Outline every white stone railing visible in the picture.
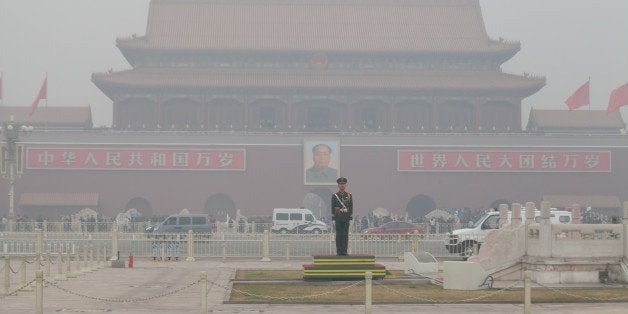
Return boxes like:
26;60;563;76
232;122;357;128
473;201;628;274
525;201;627;260
551;223;622;241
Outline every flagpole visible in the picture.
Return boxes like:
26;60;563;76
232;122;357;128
45;72;48;110
45;72;48;129
587;77;591;134
588;76;591;111
0;71;3;106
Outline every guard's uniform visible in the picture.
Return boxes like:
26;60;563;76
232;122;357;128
331;177;353;255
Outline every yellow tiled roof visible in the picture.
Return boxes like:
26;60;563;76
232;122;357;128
118;0;519;53
528;109;625;130
93;67;544;92
0;106;92;127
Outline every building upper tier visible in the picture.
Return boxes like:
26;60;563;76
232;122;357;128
117;0;520;63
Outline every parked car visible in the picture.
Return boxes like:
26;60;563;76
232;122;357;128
363;221;424;234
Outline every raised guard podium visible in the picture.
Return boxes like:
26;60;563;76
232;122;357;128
303;254;388;280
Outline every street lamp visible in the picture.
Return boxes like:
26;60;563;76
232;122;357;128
1;115;34;232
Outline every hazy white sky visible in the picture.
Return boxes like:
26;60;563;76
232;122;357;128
1;0;627;127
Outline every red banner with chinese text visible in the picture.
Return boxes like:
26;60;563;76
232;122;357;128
398;150;610;172
26;148;246;171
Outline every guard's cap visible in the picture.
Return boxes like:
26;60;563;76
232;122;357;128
336;177;348;184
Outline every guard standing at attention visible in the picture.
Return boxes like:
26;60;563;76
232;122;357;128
331;177;353;255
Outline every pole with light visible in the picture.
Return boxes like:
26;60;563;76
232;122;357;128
1;115;34;232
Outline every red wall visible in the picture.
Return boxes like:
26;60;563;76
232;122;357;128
2;136;627;219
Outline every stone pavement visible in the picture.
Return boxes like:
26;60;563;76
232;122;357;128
1;257;627;313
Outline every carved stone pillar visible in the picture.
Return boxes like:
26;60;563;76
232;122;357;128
511;203;522;227
539;201;552;258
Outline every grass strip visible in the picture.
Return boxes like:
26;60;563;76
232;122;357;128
231;270;628;304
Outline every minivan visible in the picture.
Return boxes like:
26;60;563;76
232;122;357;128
150;214;211;233
271;208;328;234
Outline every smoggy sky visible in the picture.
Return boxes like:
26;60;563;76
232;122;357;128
1;0;627;127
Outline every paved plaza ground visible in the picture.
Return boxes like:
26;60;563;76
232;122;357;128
1;258;627;313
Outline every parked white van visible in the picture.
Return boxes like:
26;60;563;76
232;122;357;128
445;209;572;257
271;208;328;234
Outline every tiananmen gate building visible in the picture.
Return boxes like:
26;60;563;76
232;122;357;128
1;0;627;221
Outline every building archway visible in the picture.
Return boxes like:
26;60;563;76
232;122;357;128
124;197;153;216
436;100;473;131
163;97;201;130
405;194;437;219
353;99;389;131
204;193;236;221
116;97;157;130
206;99;244;130
292;99;344;131
249;98;288;130
393;100;431;132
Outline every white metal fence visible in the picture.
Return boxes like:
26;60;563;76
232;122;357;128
1;220;465;235
1;230;461;259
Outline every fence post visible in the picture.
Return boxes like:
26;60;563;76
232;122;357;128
45;251;51;278
348;232;352;255
94;245;101;269
160;242;166;262
102;245;107;267
37;228;43;271
21;258;27;288
411;231;420;252
56;250;66;281
36;270;43;314
66;250;74;278
261;230;271;262
186;230;195;262
284;243;290;267
75;249;81;275
623;201;628;261
221;242;227;262
3;256;9;295
524;270;532;314
83;245;90;272
365;271;372;314
200;271;207;314
21;258;33;291
87;244;92;270
111;227;119;261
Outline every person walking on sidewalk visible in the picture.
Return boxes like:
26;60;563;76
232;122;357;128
331;177;353;255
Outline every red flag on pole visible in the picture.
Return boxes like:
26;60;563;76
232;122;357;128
30;77;47;116
607;83;628;114
564;81;590;110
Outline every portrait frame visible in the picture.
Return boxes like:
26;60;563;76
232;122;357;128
304;139;340;185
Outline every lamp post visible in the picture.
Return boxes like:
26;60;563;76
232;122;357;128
1;115;34;232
